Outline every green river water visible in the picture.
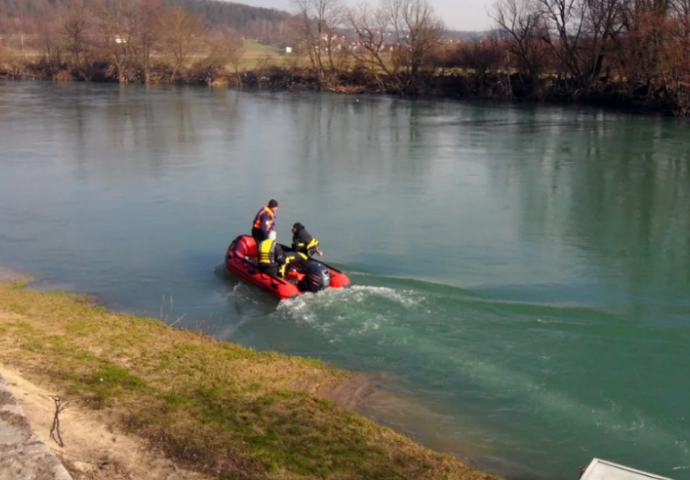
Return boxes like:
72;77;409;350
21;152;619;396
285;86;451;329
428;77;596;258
0;81;689;479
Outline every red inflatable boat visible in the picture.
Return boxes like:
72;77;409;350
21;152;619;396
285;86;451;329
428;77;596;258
225;235;351;300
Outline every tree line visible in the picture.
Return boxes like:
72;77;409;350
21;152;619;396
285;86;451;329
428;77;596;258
0;0;248;84
1;0;689;114
290;0;690;113
489;0;690;113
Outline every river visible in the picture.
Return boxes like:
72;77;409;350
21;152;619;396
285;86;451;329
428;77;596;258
1;81;689;479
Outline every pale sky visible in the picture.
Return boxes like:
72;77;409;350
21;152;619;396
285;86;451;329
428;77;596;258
231;0;495;31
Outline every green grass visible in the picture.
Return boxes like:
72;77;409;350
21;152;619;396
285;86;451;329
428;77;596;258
243;40;284;58
0;282;501;480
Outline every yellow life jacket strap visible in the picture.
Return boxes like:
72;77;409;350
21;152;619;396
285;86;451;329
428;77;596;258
285;252;308;264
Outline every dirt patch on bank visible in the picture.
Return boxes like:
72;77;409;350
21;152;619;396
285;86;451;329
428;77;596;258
0;367;212;480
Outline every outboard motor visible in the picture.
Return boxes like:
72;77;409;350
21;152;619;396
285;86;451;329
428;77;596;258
302;261;331;293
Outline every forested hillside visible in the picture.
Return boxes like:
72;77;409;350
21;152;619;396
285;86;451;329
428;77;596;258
0;0;292;43
167;0;288;29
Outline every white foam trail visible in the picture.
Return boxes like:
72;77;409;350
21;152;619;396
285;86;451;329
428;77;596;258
348;315;383;337
275;285;424;330
275;284;424;342
350;285;424;308
279;285;424;310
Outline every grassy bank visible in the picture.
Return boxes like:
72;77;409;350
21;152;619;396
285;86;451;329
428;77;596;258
0;282;500;480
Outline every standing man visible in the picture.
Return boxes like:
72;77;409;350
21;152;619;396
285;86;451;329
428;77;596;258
252;199;278;244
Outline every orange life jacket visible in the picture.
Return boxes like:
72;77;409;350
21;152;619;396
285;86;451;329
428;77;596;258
253;207;275;231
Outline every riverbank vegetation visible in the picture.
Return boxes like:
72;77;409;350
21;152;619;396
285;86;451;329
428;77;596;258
0;281;500;480
1;0;689;114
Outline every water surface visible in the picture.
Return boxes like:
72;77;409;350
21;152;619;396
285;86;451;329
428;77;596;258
1;82;689;479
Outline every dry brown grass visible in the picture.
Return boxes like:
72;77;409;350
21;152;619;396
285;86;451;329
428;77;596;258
0;282;501;480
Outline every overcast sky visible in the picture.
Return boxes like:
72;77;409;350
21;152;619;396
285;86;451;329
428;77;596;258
231;0;495;31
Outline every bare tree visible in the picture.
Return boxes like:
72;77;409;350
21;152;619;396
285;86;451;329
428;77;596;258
491;0;548;79
456;37;507;76
96;0;138;83
670;0;690;80
58;0;92;72
616;0;672;89
348;2;400;79
671;0;690;36
383;0;444;77
223;30;246;87
200;26;244;84
160;6;201;81
35;15;62;71
668;0;690;108
348;0;443;90
292;0;346;86
535;0;620;88
135;0;164;83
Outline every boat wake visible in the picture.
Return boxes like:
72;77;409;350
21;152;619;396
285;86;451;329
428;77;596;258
279;284;425;310
218;264;690;480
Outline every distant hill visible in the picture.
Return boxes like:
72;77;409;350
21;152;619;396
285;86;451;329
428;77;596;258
443;30;498;41
0;0;292;36
0;0;54;20
165;0;291;31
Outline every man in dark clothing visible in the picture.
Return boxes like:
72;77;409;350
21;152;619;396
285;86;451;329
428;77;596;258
257;232;286;278
252;199;278;244
291;223;323;258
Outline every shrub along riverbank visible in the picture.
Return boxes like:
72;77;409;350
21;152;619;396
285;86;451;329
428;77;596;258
1;54;686;116
0;281;501;480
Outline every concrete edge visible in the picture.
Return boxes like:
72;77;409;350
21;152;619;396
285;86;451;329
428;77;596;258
0;372;73;480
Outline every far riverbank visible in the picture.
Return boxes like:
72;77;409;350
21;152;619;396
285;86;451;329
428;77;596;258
1;57;688;117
